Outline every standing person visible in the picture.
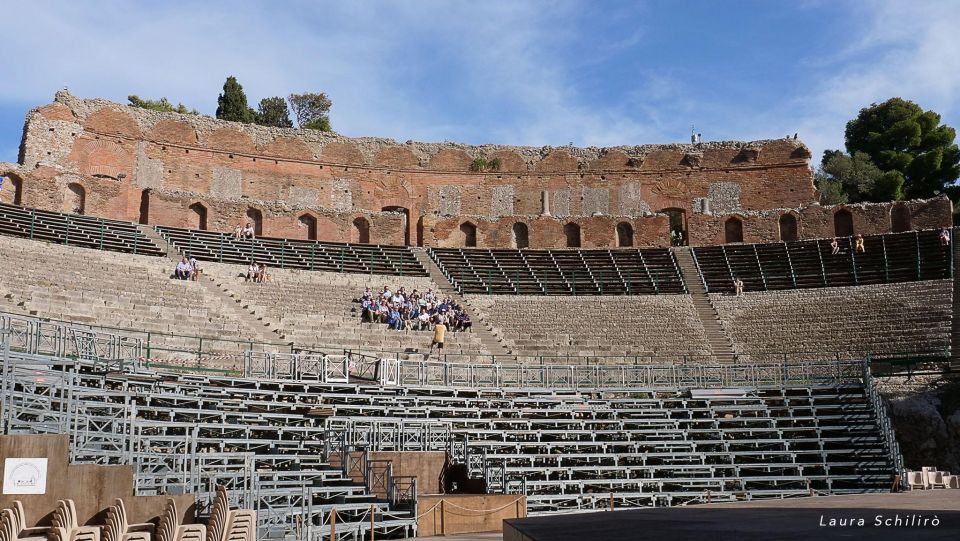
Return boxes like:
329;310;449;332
189;256;202;281
733;277;744;297
854;234;865;253
429;317;447;358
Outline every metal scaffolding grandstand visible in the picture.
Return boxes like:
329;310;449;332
0;316;905;539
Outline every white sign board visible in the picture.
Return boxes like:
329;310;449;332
3;458;48;494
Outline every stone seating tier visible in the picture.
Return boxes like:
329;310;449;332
710;280;953;361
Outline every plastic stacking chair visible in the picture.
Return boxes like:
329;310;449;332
154;499;204;541
49;499;100;541
102;499;153;541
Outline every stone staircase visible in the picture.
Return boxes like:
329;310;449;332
673;247;737;362
413;248;511;357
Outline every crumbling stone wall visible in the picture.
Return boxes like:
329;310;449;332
5;91;947;247
687;196;952;246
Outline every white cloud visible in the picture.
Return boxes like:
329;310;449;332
789;0;960;162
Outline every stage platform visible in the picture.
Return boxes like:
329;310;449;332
502;491;960;540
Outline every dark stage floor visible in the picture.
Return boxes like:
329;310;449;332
503;491;960;541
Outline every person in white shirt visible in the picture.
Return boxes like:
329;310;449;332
242;223;255;239
246;261;258;282
175;258;191;280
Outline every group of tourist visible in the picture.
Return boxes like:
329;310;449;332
830;235;866;255
233;222;256;240
246;261;270;283
357;286;472;350
174;257;203;281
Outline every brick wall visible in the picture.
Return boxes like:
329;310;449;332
6;92;950;247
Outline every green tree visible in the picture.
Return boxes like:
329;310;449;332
288;92;333;131
216;76;256;123
844;97;960;199
255;97;293;128
815;150;902;204
128;95;197;114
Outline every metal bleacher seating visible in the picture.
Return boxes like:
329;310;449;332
692;230;952;293
0;202;164;256
0;320;905;536
428;247;687;295
155;225;426;277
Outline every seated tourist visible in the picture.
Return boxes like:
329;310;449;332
242;222;255;239
360;297;374;322
941;228;951;247
246;261;258;282
417;310;431;331
458;311;472;332
255;263;268;283
854;234;865;253
175;257;191;280
830;238;840;255
189;256;202;281
233;223;244;239
733;277;744;296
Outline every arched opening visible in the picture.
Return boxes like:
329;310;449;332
834;208;854;237
512;222;529;249
188;202;208;230
661;208;687;246
138;189;150;225
616;222;634;247
778;213;798;242
459;221;477;247
352;217;370;244
298;214;317;241
564;222;581;248
2;174;23;206
724;217;743;244
891;203;912;233
246;208;263;236
382;206;410;246
64;183;85;215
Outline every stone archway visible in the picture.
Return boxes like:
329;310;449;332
834;208;854;237
138;189;150;225
724;217;743;244
616;222;634;247
564;222;581;248
352;217;370;244
512;222;529;249
459;221;477;247
246;208;263;236
65;183;85;215
891;203;911;233
298;214;318;241
778;213;798;242
189;202;208;230
382;206;410;245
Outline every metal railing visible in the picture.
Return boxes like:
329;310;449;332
862;357;906;487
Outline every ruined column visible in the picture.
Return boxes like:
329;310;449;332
541;190;551;216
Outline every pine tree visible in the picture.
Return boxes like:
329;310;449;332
216;76;255;123
256;97;293;128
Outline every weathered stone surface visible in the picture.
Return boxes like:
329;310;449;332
707;182;742;215
330;178;353;211
211;168;242;199
552;190;571;218
438;185;461;217
134;143;164;189
490;186;514;218
288;186;319;207
582;187;610;216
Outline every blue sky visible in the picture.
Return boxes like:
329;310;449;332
1;0;959;166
